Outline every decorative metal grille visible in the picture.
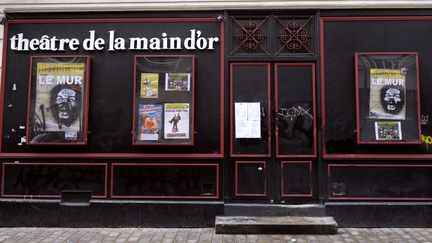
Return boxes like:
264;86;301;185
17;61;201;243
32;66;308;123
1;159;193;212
231;17;270;55
275;16;313;54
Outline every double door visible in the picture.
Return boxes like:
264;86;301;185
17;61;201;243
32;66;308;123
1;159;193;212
229;62;317;203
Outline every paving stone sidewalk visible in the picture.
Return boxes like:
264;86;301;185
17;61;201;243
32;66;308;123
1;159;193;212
0;227;431;242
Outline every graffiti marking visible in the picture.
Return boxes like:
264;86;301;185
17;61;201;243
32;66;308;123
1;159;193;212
422;134;432;150
278;105;313;121
422;114;429;125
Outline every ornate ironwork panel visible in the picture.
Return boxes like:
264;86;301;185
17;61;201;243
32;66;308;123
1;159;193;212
230;16;270;55
275;16;314;55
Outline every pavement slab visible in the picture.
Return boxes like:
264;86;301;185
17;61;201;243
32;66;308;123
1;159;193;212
0;228;430;242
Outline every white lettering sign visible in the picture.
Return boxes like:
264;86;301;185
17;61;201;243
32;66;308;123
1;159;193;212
9;29;220;52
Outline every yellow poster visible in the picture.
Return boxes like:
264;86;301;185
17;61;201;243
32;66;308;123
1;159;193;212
140;73;159;98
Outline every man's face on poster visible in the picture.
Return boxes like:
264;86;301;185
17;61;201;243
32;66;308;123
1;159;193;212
56;88;77;119
50;85;81;127
380;86;405;114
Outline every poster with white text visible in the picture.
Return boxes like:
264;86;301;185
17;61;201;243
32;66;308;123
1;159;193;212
369;68;406;120
33;62;86;141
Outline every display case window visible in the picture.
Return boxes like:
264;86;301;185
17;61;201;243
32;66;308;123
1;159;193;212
355;52;421;144
133;55;194;145
26;56;90;145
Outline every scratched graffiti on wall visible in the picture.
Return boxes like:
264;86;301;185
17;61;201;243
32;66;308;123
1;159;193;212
421;113;431;150
276;103;313;147
277;104;313;121
422;114;429;125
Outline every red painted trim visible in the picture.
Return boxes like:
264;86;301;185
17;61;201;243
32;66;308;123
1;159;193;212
267;63;271;156
8;18;218;25
357;141;420;145
0;153;223;159
220;22;225;157
230;154;271;158
354;52;418;55
1;162;108;198
321;16;432;22
355;52;420;144
85;57;91;144
1;163;5;197
132;55;195;146
235;161;267;197
281;161;313;198
323;154;432;159
216;162;220;199
312;63;317;158
0;22;8;152
319;18;327;156
111;163;220;199
328;197;432;201
328;163;432;201
329;163;432;167
26;55;90;145
275;64;280;158
25;56;33;147
110;162;114;198
104;163;108;198
416;53;422;143
274;63;317;158
355;53;361;144
230;63;271;157
132;56;137;145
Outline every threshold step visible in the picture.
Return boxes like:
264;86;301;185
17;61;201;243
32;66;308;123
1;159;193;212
215;216;338;234
224;203;325;216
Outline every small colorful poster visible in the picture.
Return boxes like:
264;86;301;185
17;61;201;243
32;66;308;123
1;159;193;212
369;68;406;120
138;104;163;141
164;103;190;139
165;73;191;91
33;62;86;140
374;121;402;141
140;73;159;98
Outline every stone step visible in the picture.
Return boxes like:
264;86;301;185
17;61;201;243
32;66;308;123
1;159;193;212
215;216;338;234
224;203;326;217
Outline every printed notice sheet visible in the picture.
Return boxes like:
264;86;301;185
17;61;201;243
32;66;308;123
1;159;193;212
235;102;261;138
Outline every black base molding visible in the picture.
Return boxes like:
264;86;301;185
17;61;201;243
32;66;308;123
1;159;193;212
326;202;432;227
0;199;224;227
1;200;432;227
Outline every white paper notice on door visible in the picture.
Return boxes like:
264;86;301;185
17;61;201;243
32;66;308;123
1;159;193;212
235;102;261;138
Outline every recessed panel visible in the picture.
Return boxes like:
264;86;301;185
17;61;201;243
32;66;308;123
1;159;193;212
329;164;432;199
2;163;107;198
112;163;219;198
235;161;266;196
281;161;312;197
